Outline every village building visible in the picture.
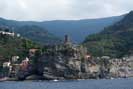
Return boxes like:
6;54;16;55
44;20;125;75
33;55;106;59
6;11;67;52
3;62;11;68
20;57;29;71
12;56;20;63
109;57;133;78
29;49;38;57
0;31;15;37
0;26;20;37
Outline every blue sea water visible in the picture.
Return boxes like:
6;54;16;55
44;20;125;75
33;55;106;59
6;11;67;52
0;78;133;89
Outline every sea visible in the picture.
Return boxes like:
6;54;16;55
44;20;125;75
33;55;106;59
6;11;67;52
0;78;133;89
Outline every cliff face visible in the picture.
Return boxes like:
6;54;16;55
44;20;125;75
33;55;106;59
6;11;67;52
37;43;95;80
4;35;99;80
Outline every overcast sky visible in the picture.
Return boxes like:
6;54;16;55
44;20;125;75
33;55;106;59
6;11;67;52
0;0;132;21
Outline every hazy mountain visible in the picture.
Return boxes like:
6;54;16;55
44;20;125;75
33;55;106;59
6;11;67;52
40;16;124;43
0;15;124;43
16;25;61;44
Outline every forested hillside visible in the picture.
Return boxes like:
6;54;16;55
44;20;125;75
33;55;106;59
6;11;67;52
83;11;133;58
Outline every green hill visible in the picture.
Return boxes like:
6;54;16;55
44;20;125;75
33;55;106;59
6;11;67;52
83;11;133;58
16;25;61;44
0;28;40;64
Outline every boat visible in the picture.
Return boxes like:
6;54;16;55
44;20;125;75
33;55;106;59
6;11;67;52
53;79;59;82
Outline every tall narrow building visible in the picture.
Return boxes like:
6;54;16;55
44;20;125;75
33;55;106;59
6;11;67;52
64;35;69;43
64;35;71;46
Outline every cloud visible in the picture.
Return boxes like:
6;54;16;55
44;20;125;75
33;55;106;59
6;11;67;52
0;0;132;21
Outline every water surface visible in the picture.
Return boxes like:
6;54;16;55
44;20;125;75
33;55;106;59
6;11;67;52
0;78;133;89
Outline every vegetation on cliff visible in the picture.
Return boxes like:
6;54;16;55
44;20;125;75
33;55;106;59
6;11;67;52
0;28;41;75
83;11;133;58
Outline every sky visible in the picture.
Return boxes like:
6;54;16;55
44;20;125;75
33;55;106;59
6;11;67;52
0;0;132;21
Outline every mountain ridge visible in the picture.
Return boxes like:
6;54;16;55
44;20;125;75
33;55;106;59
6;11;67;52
0;15;124;43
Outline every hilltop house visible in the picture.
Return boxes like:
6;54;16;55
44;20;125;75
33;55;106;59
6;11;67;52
0;31;20;37
0;31;15;36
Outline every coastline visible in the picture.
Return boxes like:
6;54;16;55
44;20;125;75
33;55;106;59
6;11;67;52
0;76;133;82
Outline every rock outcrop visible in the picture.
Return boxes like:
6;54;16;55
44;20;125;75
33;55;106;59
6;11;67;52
37;35;95;80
